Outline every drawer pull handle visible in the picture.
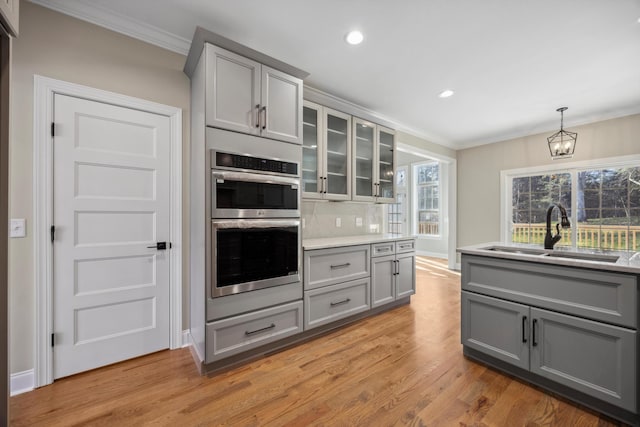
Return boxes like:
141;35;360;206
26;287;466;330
245;323;276;336
400;244;412;249
330;262;351;269
532;319;538;347
378;247;390;252
330;298;351;307
522;316;528;343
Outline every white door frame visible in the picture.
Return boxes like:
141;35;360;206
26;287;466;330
33;75;183;387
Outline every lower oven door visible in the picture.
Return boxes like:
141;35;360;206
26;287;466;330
211;219;301;297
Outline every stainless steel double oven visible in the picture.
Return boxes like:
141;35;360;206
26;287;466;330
209;146;301;298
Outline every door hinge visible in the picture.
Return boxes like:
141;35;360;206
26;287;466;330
51;333;55;347
51;122;55;137
50;225;55;242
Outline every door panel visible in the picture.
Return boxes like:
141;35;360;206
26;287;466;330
461;291;530;370
530;308;636;412
205;44;260;135
396;253;415;299
262;65;302;144
53;94;171;379
371;255;395;307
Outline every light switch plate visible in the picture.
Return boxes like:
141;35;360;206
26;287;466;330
355;217;363;227
10;218;26;238
335;217;341;228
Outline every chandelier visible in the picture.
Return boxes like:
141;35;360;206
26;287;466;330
547;107;577;159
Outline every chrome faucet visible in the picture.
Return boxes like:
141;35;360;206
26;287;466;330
544;203;571;249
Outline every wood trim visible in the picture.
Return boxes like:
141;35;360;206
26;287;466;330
33;76;183;387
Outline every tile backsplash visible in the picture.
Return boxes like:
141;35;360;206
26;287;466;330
302;201;385;239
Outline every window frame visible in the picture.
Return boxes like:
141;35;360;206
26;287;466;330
500;154;640;249
413;160;442;238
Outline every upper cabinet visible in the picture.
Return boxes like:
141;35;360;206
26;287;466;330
302;101;351;200
204;44;303;144
0;0;19;36
352;118;396;203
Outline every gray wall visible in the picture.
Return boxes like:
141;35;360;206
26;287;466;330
9;2;190;374
457;113;640;250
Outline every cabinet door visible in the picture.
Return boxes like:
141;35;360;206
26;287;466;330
205;44;261;135
530;308;636;412
396;253;415;299
302;102;323;199
261;66;302;144
371;255;395;307
323;108;351;200
376;126;395;202
352;118;376;202
461;292;530;370
0;0;18;36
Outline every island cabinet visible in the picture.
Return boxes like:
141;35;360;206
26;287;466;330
204;43;303;144
302;101;351;200
461;254;639;418
371;240;416;308
303;244;370;329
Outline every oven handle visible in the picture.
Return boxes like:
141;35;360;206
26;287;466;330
212;170;300;186
212;219;300;229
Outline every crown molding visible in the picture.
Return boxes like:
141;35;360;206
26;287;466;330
29;0;191;55
303;85;449;147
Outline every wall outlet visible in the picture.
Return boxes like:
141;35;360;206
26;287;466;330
355;217;363;227
369;223;379;233
10;218;26;238
335;217;341;228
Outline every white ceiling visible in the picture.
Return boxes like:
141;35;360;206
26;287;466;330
31;0;640;150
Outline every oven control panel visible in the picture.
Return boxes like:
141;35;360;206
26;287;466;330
215;151;298;176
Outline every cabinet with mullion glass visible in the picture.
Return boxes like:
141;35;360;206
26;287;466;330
302;101;351;200
352;118;396;203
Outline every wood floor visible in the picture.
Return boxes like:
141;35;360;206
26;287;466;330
11;257;625;426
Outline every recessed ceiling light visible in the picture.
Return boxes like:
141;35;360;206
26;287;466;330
346;30;364;45
438;89;455;98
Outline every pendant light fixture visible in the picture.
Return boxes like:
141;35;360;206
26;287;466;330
547;107;577;159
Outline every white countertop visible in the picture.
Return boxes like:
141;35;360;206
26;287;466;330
303;234;415;250
458;242;640;274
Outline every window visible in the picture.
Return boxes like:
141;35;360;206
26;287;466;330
506;161;640;251
415;162;439;236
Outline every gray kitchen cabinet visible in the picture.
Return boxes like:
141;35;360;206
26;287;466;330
352;118;396;203
205;43;303;144
303;244;371;330
304;277;370;329
205;301;303;363
530;307;636;412
304;244;369;290
371;240;415;308
302;101;351;200
0;0;18;36
461;291;530;370
461;254;638;416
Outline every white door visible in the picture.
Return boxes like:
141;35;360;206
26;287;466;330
53;94;171;379
261;65;302;144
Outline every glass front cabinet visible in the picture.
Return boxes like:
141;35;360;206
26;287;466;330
302;101;351;200
352;117;396;203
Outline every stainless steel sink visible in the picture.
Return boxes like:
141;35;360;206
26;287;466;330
543;252;620;263
483;246;547;256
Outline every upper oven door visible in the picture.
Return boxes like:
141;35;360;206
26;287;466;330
212;170;300;218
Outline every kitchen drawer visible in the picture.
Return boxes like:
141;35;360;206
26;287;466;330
304;244;370;290
371;242;395;257
205;301;303;363
304;277;370;329
395;239;415;254
462;255;638;328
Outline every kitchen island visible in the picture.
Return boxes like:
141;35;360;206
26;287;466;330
458;243;640;426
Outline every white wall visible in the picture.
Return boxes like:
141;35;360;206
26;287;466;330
457;113;640;252
9;2;190;374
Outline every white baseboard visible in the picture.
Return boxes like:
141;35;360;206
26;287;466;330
11;369;35;396
416;250;448;259
181;329;191;348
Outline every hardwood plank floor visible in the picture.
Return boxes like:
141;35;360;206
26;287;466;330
10;257;625;426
